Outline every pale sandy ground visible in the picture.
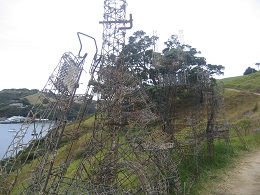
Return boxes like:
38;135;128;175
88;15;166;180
209;149;260;195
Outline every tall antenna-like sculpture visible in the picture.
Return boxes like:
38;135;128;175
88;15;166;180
0;52;88;194
99;0;132;57
0;1;184;194
0;32;98;194
65;0;182;194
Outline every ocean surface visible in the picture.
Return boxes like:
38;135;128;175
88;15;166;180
0;122;50;159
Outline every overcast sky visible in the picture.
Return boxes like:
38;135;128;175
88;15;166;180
0;0;260;91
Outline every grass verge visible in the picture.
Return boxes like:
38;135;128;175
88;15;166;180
187;132;260;194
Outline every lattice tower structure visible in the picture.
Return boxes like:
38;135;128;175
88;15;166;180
100;0;127;60
178;70;227;175
155;59;227;187
0;1;185;193
0;52;90;194
61;1;182;194
178;30;184;45
156;59;189;135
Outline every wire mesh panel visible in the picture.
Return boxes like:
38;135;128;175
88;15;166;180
0;0;227;194
0;52;86;194
61;1;182;194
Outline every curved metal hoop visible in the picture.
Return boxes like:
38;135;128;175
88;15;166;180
77;32;98;59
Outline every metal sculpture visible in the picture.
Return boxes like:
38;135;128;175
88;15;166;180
0;0;228;194
0;33;98;194
62;0;182;194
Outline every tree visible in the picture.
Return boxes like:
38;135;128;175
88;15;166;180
161;35;224;84
122;30;158;85
20;98;30;105
123;32;224;86
243;67;257;75
123;31;225;123
123;31;225;159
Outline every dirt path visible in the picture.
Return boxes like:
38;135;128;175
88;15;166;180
225;88;260;96
212;149;260;195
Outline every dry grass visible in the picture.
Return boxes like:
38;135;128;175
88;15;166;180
24;93;42;104
224;89;260;122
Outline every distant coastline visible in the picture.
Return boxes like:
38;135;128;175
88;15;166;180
0;121;23;124
0;116;49;124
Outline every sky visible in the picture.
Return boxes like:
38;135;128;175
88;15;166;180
0;0;260;91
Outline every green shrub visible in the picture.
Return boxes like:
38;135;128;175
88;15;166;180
236;117;252;135
74;147;86;159
252;103;258;113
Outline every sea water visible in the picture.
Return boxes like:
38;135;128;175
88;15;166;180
0;122;50;158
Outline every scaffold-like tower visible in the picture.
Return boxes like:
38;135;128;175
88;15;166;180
64;0;182;194
0;50;90;194
0;1;229;194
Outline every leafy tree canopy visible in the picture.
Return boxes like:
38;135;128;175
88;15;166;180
243;67;257;75
122;30;158;83
123;31;224;86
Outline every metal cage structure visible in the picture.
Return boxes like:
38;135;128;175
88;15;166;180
0;0;229;194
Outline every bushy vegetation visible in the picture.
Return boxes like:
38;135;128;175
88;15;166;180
243;66;257;75
122;30;224;87
190;133;260;194
0;88;96;120
0;88;38;117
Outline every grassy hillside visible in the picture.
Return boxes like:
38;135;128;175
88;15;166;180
2;72;260;194
0;89;96;120
218;71;260;127
23;93;42;105
219;71;260;93
191;73;260;194
224;89;259;122
0;88;39;118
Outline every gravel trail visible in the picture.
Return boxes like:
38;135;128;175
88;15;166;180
212;150;260;195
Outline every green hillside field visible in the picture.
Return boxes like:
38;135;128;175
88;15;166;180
1;72;260;194
219;71;260;93
193;72;260;194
